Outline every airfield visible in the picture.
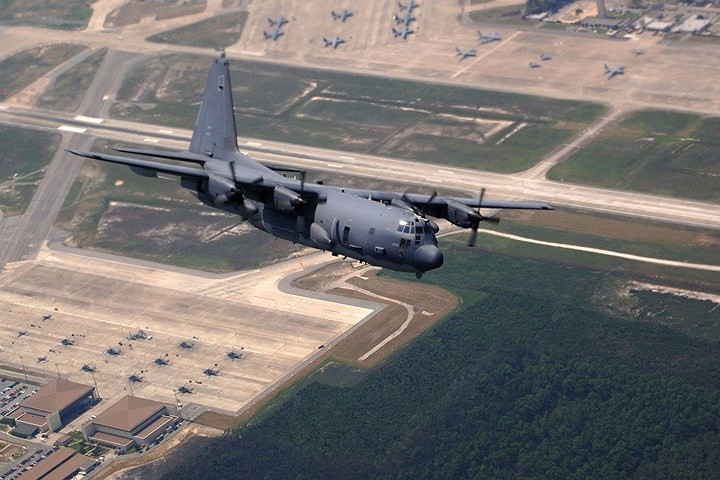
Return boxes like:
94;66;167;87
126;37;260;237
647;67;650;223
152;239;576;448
0;244;376;415
0;2;720;475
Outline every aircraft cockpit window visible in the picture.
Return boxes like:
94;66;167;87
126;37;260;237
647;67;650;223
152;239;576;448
403;226;411;234
416;226;424;234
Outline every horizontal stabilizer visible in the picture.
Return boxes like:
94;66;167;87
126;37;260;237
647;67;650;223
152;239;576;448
112;147;210;165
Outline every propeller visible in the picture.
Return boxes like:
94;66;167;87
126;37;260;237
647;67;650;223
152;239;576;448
468;188;500;247
296;170;307;232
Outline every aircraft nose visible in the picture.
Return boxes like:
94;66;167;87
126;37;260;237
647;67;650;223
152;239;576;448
414;245;444;272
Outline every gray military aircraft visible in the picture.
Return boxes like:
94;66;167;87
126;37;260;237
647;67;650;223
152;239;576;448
392;26;415;39
399;0;420;11
323;36;345;49
155;357;170;366
529;61;540;69
178;384;193;395
67;55;552;278
107;346;122;356
331;9;353;22
227;350;243;361
37;355;47;364
604;63;625;79
478;31;501;44
393;12;416;26
455;47;477;61
61;337;75;347
81;364;97;373
267;16;288;27
262;27;284;41
540;52;552;61
128;373;144;383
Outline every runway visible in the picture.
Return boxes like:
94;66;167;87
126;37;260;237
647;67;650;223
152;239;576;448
0;104;718;232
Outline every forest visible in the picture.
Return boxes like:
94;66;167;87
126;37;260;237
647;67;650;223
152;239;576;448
162;245;720;479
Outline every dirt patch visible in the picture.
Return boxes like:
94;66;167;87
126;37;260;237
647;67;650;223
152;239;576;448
0;442;26;463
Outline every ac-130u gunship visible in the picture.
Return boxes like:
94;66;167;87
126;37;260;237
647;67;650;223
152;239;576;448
68;55;552;278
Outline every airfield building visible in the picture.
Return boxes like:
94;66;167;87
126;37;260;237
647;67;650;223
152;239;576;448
82;395;177;451
10;379;96;436
17;447;97;480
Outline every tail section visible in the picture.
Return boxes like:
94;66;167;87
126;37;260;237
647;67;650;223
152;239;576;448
189;54;238;160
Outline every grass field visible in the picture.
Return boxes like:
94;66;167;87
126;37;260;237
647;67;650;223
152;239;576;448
454;207;720;292
0;0;96;29
36;48;107;112
147;11;248;49
110;54;604;173
548;110;720;202
0;44;86;102
0;125;61;216
104;0;205;28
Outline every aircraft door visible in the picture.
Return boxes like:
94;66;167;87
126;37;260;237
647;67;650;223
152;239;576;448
342;226;350;246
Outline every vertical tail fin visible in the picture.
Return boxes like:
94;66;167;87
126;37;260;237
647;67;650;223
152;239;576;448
189;54;238;160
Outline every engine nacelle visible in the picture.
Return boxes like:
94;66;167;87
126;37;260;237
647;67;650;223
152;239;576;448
445;200;479;228
274;186;304;213
206;175;237;206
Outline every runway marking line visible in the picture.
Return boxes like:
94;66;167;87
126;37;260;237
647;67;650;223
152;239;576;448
74;115;103;124
57;126;87;133
143;137;160;143
326;163;344;168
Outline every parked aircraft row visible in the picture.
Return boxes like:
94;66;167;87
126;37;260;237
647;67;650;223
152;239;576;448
392;1;419;39
263;15;289;41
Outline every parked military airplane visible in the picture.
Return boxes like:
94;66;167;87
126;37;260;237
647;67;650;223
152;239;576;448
604;63;625;79
262;28;284;41
267;16;288;27
455;47;477;61
540;52;552;61
478;31;501;44
331;9;353;22
529;61;540;68
68;55;552;278
323;36;345;49
393;12;416;26
399;0;420;11
392;26;415;39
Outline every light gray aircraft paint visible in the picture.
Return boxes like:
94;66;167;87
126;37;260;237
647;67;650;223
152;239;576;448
331;10;353;22
455;47;477;61
68;55;552;277
393;12;416;26
262;27;284;41
398;0;420;12
392;26;415;39
604;63;625;78
478;31;501;44
323;36;345;49
267;16;288;27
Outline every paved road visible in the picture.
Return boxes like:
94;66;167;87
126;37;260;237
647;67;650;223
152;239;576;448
0;53;142;277
0;105;718;232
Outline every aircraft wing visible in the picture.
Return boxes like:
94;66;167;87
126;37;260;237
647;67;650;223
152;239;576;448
342;189;553;216
66;149;209;180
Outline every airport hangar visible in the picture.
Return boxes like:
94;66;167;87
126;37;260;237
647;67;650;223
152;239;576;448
9;379;97;437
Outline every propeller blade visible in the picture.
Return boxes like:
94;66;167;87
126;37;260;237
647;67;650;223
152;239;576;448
420;190;438;217
296;215;305;232
468;225;478;247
